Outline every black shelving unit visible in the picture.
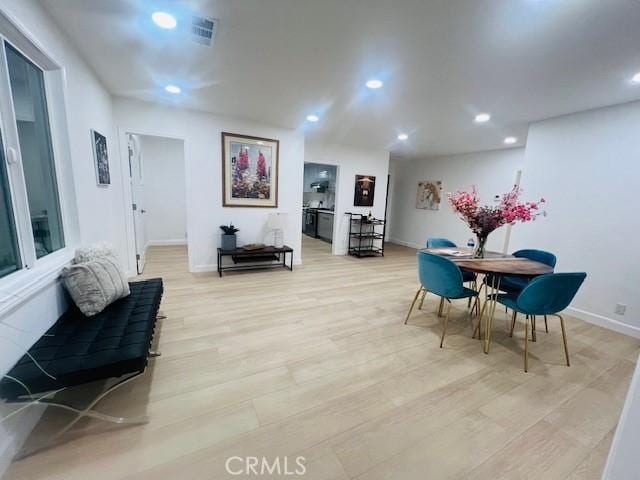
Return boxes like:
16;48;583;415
345;213;386;257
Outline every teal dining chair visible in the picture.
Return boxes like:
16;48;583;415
426;237;457;249
493;272;587;372
405;251;479;348
425;237;477;311
493;249;557;294
487;248;557;333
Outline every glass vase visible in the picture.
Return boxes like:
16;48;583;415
474;234;488;258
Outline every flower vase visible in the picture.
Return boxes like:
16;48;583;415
474;234;488;258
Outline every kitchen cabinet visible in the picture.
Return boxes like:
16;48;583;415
317;211;334;242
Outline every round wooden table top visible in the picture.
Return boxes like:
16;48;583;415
422;247;554;277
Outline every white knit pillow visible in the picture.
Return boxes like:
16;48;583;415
74;242;118;263
62;258;127;316
74;243;130;299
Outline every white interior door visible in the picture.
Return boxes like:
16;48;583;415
128;134;146;273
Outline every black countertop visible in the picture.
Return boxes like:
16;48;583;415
303;208;335;214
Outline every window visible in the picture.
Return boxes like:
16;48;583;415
0;133;20;278
6;45;64;258
0;39;66;280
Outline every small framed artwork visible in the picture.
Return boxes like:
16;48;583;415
416;180;442;210
91;129;110;186
354;175;376;207
222;132;279;207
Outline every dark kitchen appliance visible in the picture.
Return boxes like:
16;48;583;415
303;208;318;237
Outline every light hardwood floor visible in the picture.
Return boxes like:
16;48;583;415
7;237;639;479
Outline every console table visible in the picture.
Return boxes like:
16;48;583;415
217;245;294;277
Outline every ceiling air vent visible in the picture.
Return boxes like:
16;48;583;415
191;16;217;46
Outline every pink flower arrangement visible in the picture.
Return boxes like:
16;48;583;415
447;186;546;256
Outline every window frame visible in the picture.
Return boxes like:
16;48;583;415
0;15;77;302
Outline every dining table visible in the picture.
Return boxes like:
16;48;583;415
423;247;554;353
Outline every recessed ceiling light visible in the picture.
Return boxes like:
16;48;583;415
632;72;640;83
152;11;177;29
504;136;517;145
397;133;409;141
306;114;319;122
165;84;181;94
474;113;491;123
365;79;383;89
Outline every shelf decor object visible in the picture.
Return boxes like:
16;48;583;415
345;212;386;258
447;186;546;258
219;223;239;250
267;212;287;248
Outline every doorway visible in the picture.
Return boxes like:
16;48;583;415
302;162;338;261
126;133;187;274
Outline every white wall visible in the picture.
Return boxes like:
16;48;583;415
388;148;525;250
0;0;121;473
304;142;390;255
511;101;640;337
138;135;187;246
113;97;305;272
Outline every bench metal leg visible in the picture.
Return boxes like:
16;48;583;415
13;371;148;459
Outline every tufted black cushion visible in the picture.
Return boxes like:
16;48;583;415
0;278;163;400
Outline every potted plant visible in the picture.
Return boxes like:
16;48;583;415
220;223;239;251
448;186;546;258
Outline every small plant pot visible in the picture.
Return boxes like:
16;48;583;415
221;234;237;251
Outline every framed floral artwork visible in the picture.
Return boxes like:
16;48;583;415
222;132;279;207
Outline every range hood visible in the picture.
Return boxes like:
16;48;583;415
310;180;329;192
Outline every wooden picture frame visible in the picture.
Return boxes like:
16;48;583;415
222;132;279;208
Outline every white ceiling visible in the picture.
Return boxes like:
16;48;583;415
41;0;640;158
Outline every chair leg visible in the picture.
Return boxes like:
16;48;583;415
474;288;490;341
437;297;445;317
440;300;452;348
558;314;570;367
472;316;480;340
524;315;530;372
532;315;537;342
509;310;517;337
404;288;422;325
544;315;549;333
418;289;427;310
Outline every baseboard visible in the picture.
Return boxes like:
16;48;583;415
146;239;187;247
190;264;217;273
566;307;640;339
387;238;422;250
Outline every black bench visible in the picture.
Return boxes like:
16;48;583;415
0;278;164;455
